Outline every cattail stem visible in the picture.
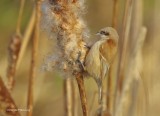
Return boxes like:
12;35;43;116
0;76;21;116
76;73;88;116
27;1;41;116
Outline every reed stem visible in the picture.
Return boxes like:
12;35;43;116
76;73;88;116
27;1;41;116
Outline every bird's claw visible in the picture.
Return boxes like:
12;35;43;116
76;51;86;71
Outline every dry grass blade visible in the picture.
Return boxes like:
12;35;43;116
120;0;144;114
72;80;78;116
64;78;73;116
112;0;119;29
16;0;25;35
16;9;36;71
0;76;21;116
115;27;147;116
27;1;41;116
117;0;133;91
114;0;133;115
76;73;88;116
130;0;143;41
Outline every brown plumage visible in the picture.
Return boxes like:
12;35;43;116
84;27;119;103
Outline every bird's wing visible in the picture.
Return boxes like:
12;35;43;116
100;56;109;79
85;41;102;78
99;46;109;79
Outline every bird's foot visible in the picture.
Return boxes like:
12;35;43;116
76;51;86;71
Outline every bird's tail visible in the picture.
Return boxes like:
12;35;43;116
95;78;103;104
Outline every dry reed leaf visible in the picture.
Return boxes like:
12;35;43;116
0;76;20;116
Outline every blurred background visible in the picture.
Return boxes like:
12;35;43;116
0;0;160;116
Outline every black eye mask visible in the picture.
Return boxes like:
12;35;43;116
100;31;110;36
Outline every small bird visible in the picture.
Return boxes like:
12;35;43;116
84;27;119;103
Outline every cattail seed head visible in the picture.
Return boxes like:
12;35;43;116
41;0;89;76
7;34;21;90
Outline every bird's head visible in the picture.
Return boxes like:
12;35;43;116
96;27;119;43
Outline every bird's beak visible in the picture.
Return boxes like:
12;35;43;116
96;32;100;36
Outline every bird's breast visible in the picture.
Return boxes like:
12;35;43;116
100;39;117;64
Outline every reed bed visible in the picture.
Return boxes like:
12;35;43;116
0;0;159;116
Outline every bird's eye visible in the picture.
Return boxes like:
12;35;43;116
100;31;110;36
104;32;109;36
100;31;105;35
